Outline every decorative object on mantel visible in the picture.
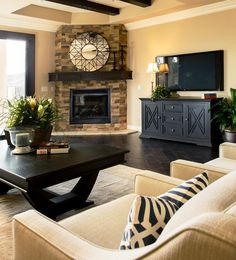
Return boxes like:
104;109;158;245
69;32;110;72
8;127;34;154
112;51;118;71
119;45;127;70
211;88;236;142
151;85;171;101
147;62;158;92
5;96;60;147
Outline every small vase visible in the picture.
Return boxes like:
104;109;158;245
31;127;53;147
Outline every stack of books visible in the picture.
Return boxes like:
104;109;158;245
36;141;70;155
201;93;217;99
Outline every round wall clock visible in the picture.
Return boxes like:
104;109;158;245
69;32;110;72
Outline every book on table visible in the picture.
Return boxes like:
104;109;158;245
36;141;70;154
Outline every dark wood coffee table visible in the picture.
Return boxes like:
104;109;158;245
0;140;128;218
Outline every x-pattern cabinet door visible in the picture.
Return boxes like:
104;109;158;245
141;101;161;137
184;102;210;141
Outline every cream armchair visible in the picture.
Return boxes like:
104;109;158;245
13;165;236;260
171;142;236;183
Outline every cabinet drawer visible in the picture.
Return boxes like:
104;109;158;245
162;124;183;137
162;113;183;124
163;103;183;113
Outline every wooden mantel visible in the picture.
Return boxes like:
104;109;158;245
48;70;133;82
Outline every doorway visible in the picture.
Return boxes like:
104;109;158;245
0;30;35;135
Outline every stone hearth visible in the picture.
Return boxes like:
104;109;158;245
53;24;130;132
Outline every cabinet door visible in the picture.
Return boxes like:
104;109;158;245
184;102;210;141
141;101;161;137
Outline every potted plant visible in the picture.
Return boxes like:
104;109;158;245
5;96;60;146
151;85;171;101
211;88;236;142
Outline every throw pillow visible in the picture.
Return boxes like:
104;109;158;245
119;172;208;250
159;171;209;209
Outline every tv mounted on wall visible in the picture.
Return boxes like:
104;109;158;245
156;50;224;91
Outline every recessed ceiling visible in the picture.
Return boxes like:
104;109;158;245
0;0;233;32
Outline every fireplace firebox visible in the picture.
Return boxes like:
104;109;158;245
70;88;111;124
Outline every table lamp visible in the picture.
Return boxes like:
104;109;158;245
147;62;158;92
158;63;169;87
8;128;34;154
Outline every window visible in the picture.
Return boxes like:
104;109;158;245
0;30;35;135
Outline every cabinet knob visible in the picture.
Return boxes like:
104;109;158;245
171;106;175;109
185;118;188;121
171;117;174;121
157;116;161;119
171;129;175;132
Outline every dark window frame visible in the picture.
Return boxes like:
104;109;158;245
0;30;35;96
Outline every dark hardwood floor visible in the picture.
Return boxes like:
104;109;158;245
60;133;219;175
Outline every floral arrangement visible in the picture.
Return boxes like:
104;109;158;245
151;85;171;101
6;96;60;129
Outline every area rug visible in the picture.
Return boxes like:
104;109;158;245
0;164;143;260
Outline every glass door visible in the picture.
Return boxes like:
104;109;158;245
0;39;26;99
0;30;35;136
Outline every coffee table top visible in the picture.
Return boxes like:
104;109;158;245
0;140;129;191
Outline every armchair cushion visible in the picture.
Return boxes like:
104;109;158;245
206;158;236;171
119;172;208;250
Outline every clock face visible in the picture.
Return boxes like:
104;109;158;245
69;32;110;72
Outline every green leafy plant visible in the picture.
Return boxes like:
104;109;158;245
6;96;60;129
211;88;236;132
151;85;171;101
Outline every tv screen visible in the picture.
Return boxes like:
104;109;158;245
156;50;224;91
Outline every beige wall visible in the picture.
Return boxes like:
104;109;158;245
2;8;236;131
0;25;55;99
127;9;236;130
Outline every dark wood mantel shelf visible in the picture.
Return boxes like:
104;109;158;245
48;70;133;82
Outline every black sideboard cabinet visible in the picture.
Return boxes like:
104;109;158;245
140;98;222;147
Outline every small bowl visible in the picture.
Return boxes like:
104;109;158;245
8;128;35;154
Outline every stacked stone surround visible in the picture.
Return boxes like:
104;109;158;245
54;24;128;132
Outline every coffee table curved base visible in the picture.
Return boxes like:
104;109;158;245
0;181;12;195
22;170;99;219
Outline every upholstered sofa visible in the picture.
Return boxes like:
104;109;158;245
171;142;236;182
13;160;236;259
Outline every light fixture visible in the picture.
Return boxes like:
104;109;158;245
147;62;158;92
158;63;169;73
158;63;169;87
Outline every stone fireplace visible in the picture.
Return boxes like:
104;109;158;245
52;24;131;132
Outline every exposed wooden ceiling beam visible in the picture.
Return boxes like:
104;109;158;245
120;0;151;8
45;0;120;16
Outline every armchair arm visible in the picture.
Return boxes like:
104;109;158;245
219;142;236;160
12;210;151;260
170;159;230;183
134;170;183;196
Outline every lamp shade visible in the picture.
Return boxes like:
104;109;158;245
147;62;158;73
159;63;169;73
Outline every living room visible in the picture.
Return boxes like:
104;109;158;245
1;0;236;259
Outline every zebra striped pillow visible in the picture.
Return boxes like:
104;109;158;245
119;172;208;250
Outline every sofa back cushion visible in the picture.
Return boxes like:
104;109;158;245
158;170;236;242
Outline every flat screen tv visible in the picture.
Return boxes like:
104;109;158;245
156;50;224;91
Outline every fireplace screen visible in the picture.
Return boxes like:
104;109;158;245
70;88;111;124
